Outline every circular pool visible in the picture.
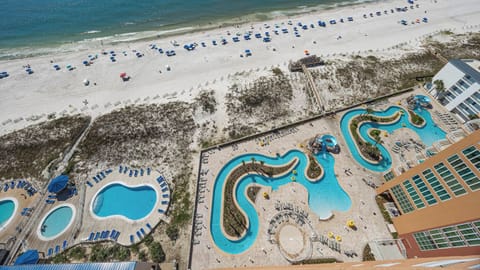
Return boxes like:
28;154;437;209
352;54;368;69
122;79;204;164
91;182;157;221
0;198;17;231
37;204;75;241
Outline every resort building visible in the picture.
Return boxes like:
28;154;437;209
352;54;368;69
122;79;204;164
376;130;480;258
426;59;480;122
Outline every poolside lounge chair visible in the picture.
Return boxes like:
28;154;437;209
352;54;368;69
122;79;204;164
104;230;110;238
119;165;123;173
158;209;164;214
47;248;53;257
94;232;100;240
63;240;68;249
147;168;151;175
140;169;144;176
140;228;146;235
93;176;98;183
110;230;116;238
130;235;134;243
86;181;93;187
160;182;167;188
88;232;94;241
55;246;60;254
161;200;168;205
129;170;133;177
161;187;168;193
162;194;169;198
100;172;106;178
146;223;152;230
134;170;138;177
123;167;128;174
136;231;142;239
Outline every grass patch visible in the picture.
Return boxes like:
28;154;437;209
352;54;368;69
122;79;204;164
363;244;375;261
0;115;90;180
247;186;262;202
408;110;425;126
306;154;322;179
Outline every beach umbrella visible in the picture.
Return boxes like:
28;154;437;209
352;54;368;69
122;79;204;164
47;175;69;193
120;72;127;78
14;250;39;265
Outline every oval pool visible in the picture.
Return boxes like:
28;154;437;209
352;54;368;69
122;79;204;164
91;183;157;221
0;198;17;230
38;204;75;240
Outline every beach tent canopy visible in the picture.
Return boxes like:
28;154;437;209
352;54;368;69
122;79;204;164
47;175;69;193
14;250;39;265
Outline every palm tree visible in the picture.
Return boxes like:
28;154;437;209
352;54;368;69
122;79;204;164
433;79;446;98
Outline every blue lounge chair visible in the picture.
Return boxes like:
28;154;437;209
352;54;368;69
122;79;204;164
110;230;117;238
162;194;169;198
93;176;98;183
10;181;15;189
134;170;138;177
140;169;144;176
114;232;121;241
146;223;152;230
94;232;100;240
129;170;133;177
130;235;134;243
140;228;146;235
136;231;142;239
162;200;168;205
47;248;53;257
119;165;123;173
147;168;151;175
106;168;112;174
100;172;106;178
63;240;68;249
55;245;60;254
160;182;167;188
104;230;110;238
161;187;168;193
123;167;128;174
86;181;93;187
158;209;164;214
88;232;94;241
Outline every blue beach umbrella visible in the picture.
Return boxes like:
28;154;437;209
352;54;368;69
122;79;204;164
47;175;69;193
14;250;39;265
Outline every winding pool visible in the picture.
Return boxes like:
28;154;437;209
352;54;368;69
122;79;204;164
39;204;74;240
340;106;446;172
210;149;351;254
92;183;157;221
0;199;16;230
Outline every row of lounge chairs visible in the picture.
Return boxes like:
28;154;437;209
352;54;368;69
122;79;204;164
119;165;151;178
46;240;68;257
88;229;121;242
1;179;37;196
156;176;170;214
130;223;153;244
86;168;113;187
21;208;33;216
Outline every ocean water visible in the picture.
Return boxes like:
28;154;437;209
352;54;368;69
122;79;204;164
0;0;376;58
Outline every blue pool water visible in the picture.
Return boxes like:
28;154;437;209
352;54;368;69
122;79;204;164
92;183;156;220
340;106;446;172
0;200;16;227
40;205;73;238
210;149;351;254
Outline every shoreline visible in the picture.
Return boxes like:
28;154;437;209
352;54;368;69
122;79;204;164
1;0;480;136
0;0;382;60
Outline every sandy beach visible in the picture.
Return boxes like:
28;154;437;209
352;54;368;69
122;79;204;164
1;0;480;135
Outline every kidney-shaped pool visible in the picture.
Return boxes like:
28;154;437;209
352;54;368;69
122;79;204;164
91;182;157;221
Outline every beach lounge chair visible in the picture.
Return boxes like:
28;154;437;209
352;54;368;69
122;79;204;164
146;223;152;230
55;246;60;254
88;232;95;241
130;235;134;243
162;194;169;198
104;230;110;238
114;231;120;241
63;240;68;249
140;228;146;235
94;232;100;240
158;209;164;214
136;231;142;239
110;230;116;238
160;182;167;188
161;187;168;193
162;200;168;205
47;248;53;257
